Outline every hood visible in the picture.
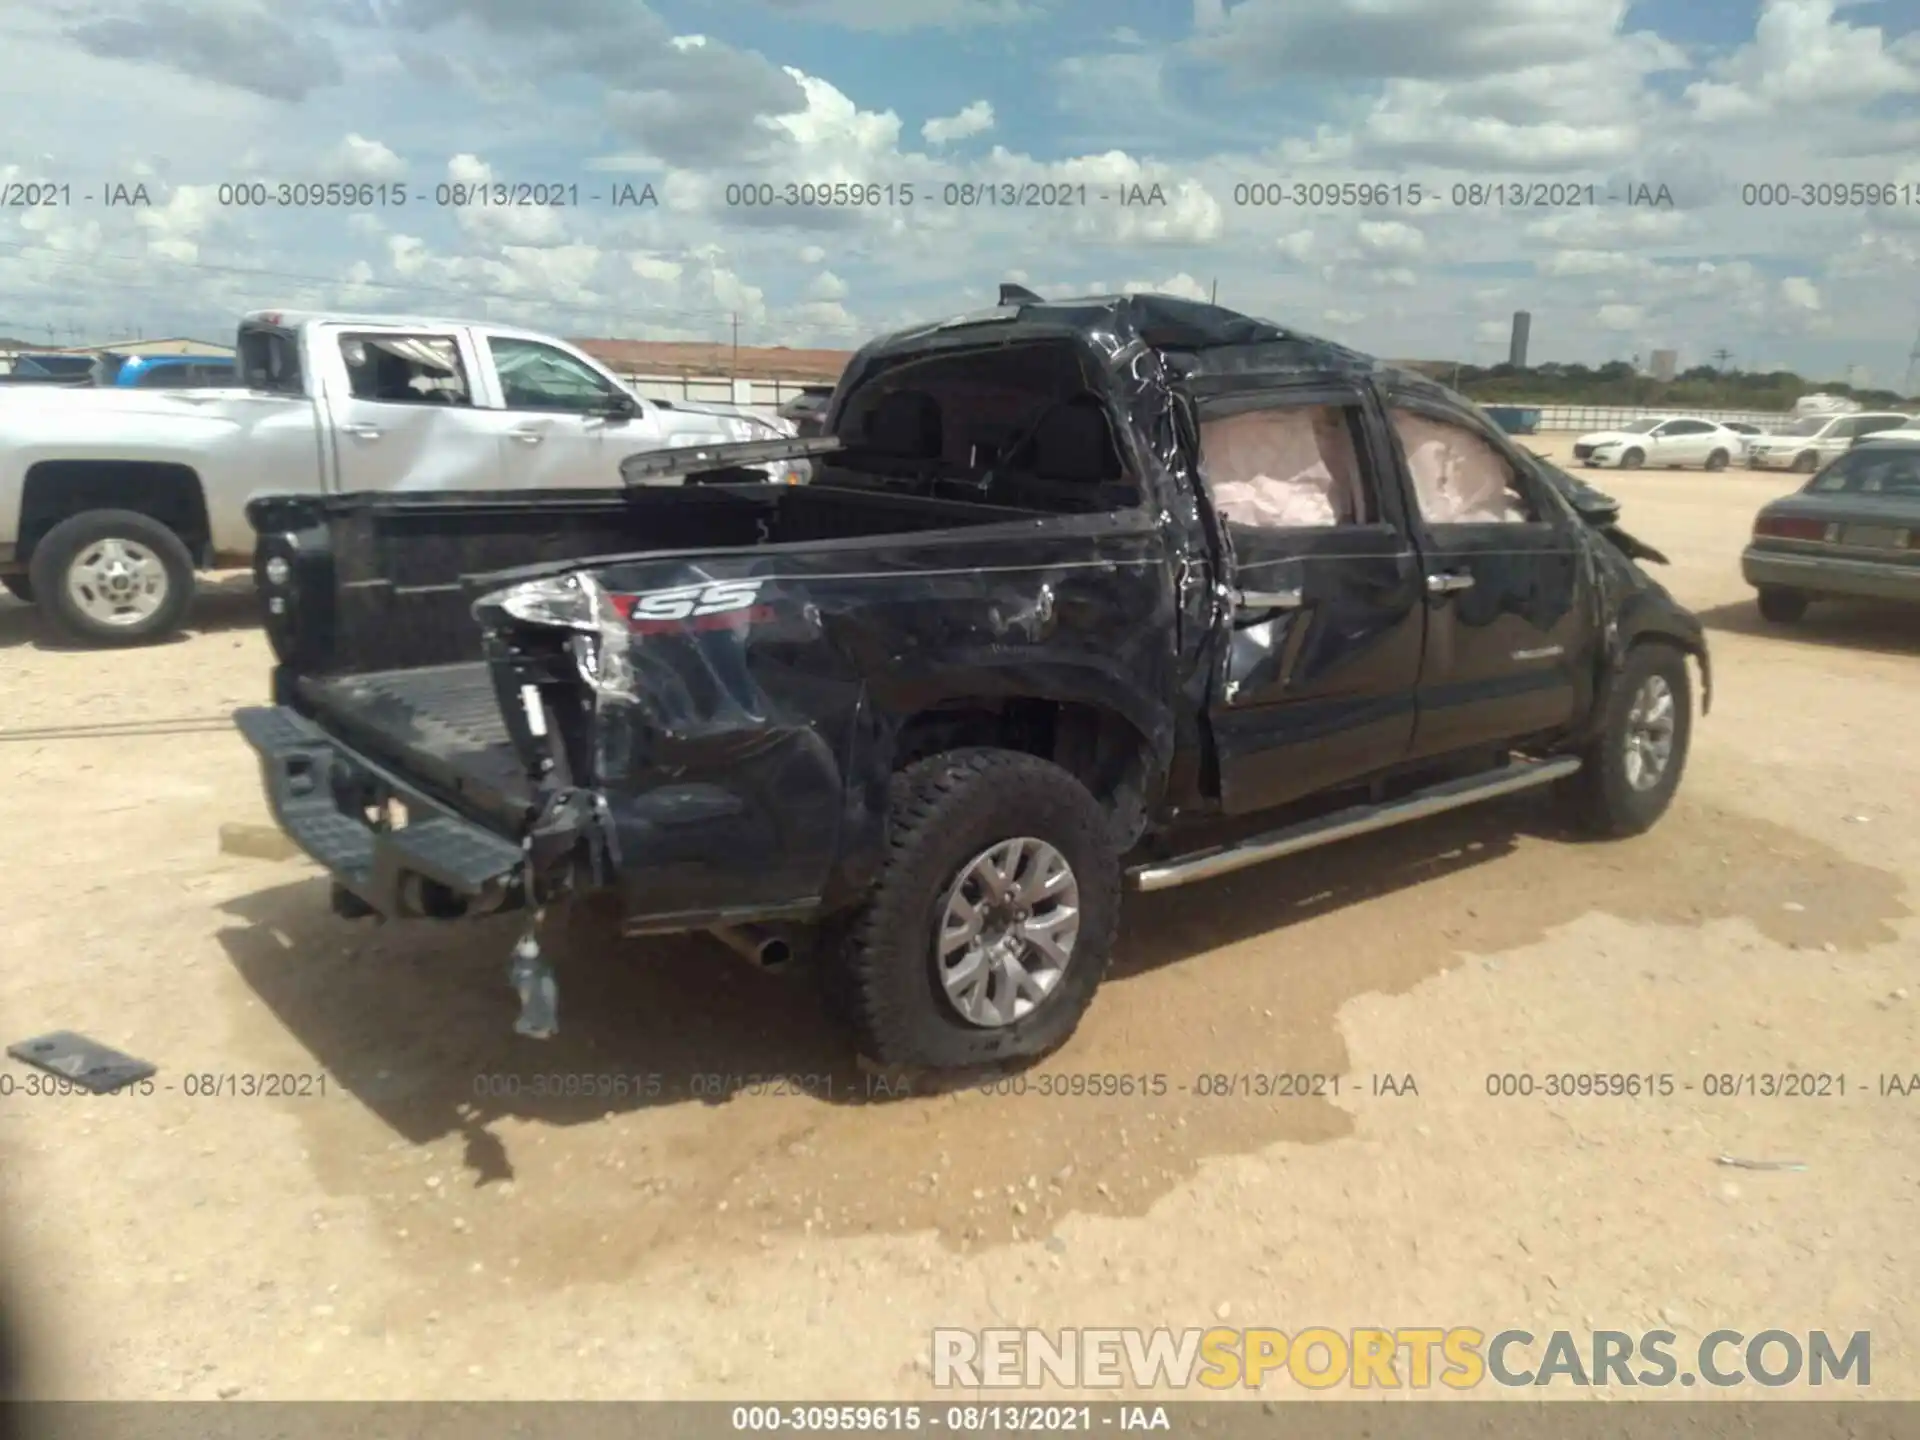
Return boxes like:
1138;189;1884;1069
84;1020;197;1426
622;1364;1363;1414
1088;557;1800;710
647;397;792;439
0;384;246;418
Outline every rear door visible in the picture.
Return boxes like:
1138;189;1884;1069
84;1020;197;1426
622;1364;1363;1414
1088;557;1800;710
1658;419;1714;465
1378;388;1588;760
1195;383;1426;815
318;327;517;493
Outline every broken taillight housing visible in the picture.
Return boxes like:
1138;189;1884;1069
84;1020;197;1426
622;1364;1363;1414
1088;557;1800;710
481;572;632;692
1752;514;1827;542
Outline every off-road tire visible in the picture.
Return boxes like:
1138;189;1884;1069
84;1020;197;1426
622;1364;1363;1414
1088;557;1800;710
1621;448;1644;469
0;576;31;604
829;748;1121;1069
28;510;194;647
1561;642;1692;838
1756;586;1809;624
1705;449;1729;471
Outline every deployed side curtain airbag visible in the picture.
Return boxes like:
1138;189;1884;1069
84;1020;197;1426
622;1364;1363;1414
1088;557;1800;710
1391;412;1531;523
1200;406;1364;528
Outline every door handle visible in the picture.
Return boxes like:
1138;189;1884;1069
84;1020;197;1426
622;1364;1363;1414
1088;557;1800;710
342;423;381;439
1426;571;1475;594
1233;586;1304;610
509;428;545;444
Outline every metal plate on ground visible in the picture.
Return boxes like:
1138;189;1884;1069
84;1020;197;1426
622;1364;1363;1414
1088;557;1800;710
7;1031;156;1093
1841;524;1908;549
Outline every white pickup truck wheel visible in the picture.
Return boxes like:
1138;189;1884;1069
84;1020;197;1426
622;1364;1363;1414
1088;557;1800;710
28;510;195;647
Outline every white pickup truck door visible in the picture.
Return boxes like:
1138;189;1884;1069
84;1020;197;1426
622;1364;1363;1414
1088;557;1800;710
319;327;523;492
483;335;644;488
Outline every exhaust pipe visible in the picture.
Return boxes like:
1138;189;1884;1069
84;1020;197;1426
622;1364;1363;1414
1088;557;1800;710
709;923;796;972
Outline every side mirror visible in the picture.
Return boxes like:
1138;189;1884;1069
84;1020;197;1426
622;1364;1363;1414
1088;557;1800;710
598;391;639;418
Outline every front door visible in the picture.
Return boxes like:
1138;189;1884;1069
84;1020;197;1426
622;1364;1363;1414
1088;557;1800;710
1652;418;1713;466
1196;385;1427;815
1378;392;1586;760
323;329;515;493
485;335;641;489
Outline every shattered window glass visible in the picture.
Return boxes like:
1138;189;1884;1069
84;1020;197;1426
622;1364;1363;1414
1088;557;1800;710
1389;410;1536;525
1199;405;1371;529
488;337;621;411
340;334;473;406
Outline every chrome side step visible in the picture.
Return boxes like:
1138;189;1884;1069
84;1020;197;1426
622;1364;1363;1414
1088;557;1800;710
1128;755;1582;893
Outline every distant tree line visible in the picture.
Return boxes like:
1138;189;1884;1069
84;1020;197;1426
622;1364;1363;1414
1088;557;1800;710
1396;360;1916;411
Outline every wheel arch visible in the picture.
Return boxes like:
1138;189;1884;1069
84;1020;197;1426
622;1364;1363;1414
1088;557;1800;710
18;461;211;567
821;683;1169;913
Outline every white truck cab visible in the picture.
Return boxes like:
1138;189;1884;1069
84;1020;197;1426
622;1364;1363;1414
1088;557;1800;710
0;311;794;646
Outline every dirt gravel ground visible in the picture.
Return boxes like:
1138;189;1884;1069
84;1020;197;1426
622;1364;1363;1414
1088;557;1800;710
1;440;1916;1402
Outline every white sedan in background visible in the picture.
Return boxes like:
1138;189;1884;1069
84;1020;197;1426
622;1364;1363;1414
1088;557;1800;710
1570;416;1747;470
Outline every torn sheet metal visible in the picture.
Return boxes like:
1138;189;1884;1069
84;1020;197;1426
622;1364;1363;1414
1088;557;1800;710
474;504;1179;929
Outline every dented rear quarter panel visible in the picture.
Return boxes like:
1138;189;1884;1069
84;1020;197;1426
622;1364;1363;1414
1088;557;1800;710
478;512;1181;930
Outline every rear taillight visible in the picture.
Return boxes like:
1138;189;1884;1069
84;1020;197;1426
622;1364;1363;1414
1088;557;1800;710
254;527;333;667
1753;514;1828;542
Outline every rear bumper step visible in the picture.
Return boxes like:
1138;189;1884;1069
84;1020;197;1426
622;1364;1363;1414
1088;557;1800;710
233;705;526;917
1128;755;1582;892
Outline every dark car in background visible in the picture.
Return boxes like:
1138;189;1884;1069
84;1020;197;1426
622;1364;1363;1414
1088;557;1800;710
777;384;835;437
1743;435;1920;622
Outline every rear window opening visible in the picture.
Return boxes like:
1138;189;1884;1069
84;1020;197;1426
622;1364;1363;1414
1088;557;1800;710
822;340;1139;514
238;324;304;395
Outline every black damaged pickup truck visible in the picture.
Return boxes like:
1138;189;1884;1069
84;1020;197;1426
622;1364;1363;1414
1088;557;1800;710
235;290;1709;1070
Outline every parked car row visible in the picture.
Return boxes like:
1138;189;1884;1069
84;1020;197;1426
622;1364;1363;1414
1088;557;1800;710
1571;412;1917;474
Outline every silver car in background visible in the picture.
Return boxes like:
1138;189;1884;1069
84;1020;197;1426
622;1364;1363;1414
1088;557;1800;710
1746;411;1911;472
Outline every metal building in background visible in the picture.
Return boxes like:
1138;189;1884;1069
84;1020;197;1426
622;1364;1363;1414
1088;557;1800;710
1508;311;1530;368
1650;349;1677;382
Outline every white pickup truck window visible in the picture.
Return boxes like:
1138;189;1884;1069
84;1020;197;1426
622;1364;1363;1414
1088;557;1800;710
340;335;473;406
489;337;622;411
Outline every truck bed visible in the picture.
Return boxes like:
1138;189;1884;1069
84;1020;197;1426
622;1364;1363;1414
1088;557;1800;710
297;663;532;820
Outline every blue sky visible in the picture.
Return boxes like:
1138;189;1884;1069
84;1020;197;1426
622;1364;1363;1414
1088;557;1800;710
1;0;1918;385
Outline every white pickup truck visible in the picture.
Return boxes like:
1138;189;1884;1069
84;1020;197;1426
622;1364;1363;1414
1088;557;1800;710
0;310;796;646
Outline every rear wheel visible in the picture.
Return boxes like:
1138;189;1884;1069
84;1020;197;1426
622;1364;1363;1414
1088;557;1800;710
827;748;1120;1069
1757;586;1809;623
28;509;195;647
1620;448;1644;469
1561;642;1692;838
1705;449;1729;471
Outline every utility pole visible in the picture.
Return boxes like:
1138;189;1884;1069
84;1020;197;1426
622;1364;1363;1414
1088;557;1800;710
1905;323;1920;400
1711;347;1733;371
730;312;740;385
1210;278;1217;304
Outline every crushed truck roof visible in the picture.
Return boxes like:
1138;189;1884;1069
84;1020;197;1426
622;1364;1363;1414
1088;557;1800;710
838;289;1452;407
